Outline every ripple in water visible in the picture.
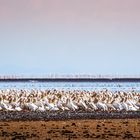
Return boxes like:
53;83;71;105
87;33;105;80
0;81;140;91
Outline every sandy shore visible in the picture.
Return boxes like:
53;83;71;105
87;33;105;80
0;119;140;140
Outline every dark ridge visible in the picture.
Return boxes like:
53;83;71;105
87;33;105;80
0;111;140;121
0;78;140;82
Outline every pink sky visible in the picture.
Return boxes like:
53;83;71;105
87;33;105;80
0;0;140;27
0;0;140;75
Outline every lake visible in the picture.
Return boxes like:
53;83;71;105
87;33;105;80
0;80;140;91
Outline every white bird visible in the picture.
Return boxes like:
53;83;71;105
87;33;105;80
29;103;38;111
96;102;108;111
88;102;98;110
66;99;78;111
38;104;46;112
26;100;38;111
15;106;22;111
78;100;88;110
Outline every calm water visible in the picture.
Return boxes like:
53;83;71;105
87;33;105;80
0;81;140;91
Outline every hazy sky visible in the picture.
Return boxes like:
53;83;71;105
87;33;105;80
0;0;140;76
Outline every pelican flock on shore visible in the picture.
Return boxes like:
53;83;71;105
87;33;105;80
0;89;139;112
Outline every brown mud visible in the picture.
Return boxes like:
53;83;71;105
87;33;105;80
0;119;140;140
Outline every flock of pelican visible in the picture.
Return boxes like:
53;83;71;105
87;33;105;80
0;89;139;112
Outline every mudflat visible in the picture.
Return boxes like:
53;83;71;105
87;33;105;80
0;119;140;140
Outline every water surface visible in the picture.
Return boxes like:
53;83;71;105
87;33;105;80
0;81;140;91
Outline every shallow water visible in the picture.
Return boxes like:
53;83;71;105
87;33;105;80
0;81;140;91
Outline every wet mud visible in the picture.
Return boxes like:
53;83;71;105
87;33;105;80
0;119;140;140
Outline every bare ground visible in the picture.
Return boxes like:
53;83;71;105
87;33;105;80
0;111;140;139
0;119;140;140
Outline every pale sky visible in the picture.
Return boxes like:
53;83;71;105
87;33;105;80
0;0;140;76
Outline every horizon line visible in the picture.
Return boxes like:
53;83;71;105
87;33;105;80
0;74;140;79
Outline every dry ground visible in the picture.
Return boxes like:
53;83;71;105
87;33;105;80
0;119;140;140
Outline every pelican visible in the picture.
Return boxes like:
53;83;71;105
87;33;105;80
66;98;78;111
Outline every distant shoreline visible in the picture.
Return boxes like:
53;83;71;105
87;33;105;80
0;78;140;82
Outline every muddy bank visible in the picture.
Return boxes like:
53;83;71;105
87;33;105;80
0;111;140;121
0;119;140;139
